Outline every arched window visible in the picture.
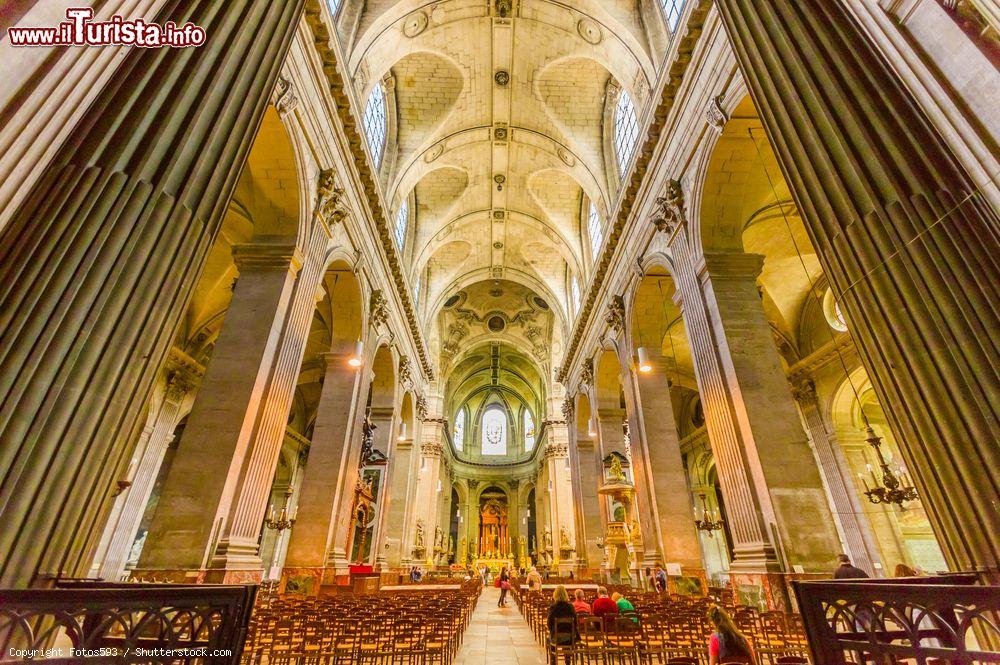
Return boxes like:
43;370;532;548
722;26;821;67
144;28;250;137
614;89;639;177
588;202;603;256
395;200;408;248
453;408;465;451
571;277;581;314
481;406;507;456
661;0;685;32
363;83;387;167
524;410;535;451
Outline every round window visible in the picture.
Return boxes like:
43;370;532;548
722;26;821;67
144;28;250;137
822;288;848;332
487;315;506;332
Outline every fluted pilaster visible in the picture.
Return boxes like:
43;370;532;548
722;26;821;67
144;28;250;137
715;0;1000;572
0;0;305;586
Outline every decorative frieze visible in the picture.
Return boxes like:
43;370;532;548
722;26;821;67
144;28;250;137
543;443;569;460
420;441;444;458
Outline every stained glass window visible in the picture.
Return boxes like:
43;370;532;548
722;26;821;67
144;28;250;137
481;406;507;456
453;408;465;451
524;410;535;451
395;199;408;248
363;83;387;167
588;202;603;256
661;0;685;32
614;88;639;177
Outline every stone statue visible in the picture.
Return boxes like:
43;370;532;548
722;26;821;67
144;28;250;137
630;519;642;543
414;519;425;548
560;526;571;550
434;525;444;550
543;525;553;551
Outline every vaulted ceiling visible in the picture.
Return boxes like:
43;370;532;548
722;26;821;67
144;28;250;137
342;0;664;366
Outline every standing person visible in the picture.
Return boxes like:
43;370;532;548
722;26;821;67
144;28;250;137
498;566;511;607
654;565;668;593
592;586;618;627
546;585;578;664
526;566;543;591
410;566;422;582
707;605;755;665
833;554;870;579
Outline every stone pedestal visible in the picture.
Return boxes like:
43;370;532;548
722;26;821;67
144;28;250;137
0;0;305;587
715;0;1000;573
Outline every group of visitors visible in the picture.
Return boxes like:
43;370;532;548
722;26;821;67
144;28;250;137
544;584;754;664
644;564;669;593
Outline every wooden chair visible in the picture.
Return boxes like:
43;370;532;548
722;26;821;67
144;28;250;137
548;617;577;665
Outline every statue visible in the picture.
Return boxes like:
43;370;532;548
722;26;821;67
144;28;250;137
560;526;572;550
630;519;642;543
414;519;425;549
608;455;626;482
543;525;553;551
434;525;444;550
448;536;454;554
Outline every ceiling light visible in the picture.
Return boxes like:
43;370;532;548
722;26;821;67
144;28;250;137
347;340;364;367
397;422;407;442
588;417;597;437
637;346;653;373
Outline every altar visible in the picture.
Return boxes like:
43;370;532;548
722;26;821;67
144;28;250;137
474;557;514;574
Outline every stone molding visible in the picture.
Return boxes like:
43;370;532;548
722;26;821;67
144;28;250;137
555;0;713;382
543;443;569;460
696;252;765;280
232;243;303;274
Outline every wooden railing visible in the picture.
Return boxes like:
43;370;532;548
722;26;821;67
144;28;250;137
793;574;1000;665
0;582;256;664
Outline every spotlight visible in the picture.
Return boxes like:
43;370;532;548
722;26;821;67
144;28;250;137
637;347;652;373
398;422;408;442
347;340;364;367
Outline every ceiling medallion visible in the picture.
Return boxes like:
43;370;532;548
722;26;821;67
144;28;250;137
493;174;506;191
402;11;429;38
493;126;508;141
494;70;510;86
557;147;576;167
487;315;507;332
425;143;444;162
577;18;603;45
492;209;505;221
493;241;504;249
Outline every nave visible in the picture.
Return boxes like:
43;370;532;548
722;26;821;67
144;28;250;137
455;587;545;665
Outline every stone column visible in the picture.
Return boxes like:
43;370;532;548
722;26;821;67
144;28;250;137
542;425;578;574
367;406;395;568
574;437;604;570
697;251;841;572
282;351;366;591
790;376;881;575
0;0;305;587
411;427;446;567
96;351;202;581
628;352;704;573
714;0;1000;574
380;431;416;569
137;242;302;582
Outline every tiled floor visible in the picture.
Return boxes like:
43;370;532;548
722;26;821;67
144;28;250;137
456;587;546;665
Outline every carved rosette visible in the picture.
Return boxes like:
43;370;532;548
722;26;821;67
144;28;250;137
605;295;626;336
420;441;444;458
272;73;299;118
651;179;686;237
369;289;390;331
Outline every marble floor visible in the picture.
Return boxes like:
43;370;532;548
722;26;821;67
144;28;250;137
456;586;547;665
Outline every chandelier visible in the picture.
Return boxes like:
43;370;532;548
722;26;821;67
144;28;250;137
858;426;918;507
693;492;723;536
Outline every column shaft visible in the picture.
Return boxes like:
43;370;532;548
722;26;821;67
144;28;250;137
715;0;1000;572
0;0;304;586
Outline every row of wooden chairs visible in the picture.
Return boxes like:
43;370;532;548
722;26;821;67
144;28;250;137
240;580;482;664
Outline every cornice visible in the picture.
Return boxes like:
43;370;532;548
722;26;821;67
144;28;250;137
304;1;434;381
557;0;713;382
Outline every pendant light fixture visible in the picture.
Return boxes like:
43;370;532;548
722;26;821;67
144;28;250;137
347;340;364;367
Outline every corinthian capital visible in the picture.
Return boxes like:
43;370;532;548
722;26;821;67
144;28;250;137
314;168;347;227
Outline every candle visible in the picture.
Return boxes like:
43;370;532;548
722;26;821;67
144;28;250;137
858;473;870;491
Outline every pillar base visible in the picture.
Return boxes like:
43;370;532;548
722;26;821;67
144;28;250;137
129;567;264;585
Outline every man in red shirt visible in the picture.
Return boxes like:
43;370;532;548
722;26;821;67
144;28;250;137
591;586;618;628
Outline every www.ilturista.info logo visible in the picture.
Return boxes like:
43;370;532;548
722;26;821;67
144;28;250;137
8;8;206;47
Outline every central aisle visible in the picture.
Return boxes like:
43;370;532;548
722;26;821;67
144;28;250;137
456;586;546;665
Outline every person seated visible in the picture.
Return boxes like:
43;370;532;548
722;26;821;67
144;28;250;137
707;605;756;665
591;586;618;627
526;566;543;591
547;585;578;662
572;588;592;615
612;591;637;621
